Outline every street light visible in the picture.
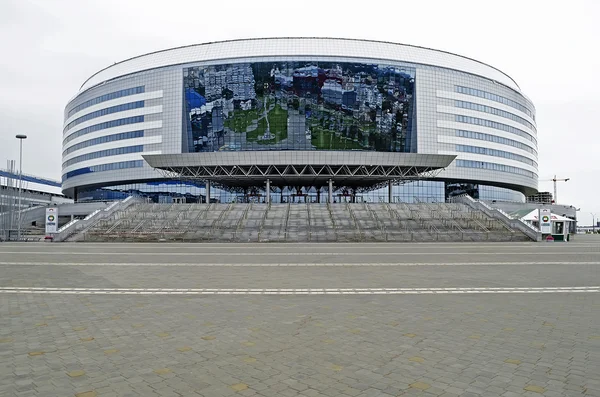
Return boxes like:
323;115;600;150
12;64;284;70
15;134;27;241
592;213;597;234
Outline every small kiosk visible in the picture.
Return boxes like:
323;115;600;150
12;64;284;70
519;209;575;241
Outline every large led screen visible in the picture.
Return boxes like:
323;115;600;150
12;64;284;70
183;61;415;152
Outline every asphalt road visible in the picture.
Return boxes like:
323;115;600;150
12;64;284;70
0;237;599;397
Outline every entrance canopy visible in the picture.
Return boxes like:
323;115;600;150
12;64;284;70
143;151;456;190
519;209;574;223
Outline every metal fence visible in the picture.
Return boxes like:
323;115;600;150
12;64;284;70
0;160;18;241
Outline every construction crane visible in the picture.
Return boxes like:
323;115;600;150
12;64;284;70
540;175;570;204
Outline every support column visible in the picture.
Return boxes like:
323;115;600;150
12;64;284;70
316;188;321;204
328;179;333;204
265;179;270;204
388;180;393;203
205;180;211;204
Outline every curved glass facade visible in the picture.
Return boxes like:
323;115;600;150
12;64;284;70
183;62;416;153
62;38;539;203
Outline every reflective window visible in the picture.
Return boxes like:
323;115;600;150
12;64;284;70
63;145;144;167
455;86;534;119
456;159;537;178
65;101;145;132
456;145;537;167
184;62;417;152
63;116;145;144
75;180;527;204
63;131;144;155
478;185;525;202
445;182;479;199
455;115;536;144
455;100;535;131
455;130;537;155
62;160;144;181
67;86;145;118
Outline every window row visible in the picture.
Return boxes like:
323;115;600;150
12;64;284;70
74;180;526;204
65;101;145;132
455;130;537;155
63;145;144;168
455;86;534;118
454;100;535;132
64;116;145;144
455;145;537;167
62;160;144;182
455;115;536;144
67;86;145;118
63;130;144;156
456;159;537;179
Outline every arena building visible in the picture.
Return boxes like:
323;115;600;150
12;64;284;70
62;38;538;204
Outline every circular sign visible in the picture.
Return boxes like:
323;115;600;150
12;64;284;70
47;215;55;222
542;215;550;223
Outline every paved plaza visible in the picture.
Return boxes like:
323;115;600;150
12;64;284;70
1;237;599;397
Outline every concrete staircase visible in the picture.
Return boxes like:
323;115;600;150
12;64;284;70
75;201;534;242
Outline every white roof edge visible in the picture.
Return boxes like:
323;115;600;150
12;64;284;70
77;37;523;94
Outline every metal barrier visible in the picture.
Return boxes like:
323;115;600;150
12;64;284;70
53;196;141;242
450;194;541;241
68;201;539;243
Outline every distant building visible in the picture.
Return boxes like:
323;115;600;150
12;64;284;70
527;191;553;204
0;168;71;211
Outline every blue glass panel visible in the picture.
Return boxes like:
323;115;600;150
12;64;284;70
64;116;145;144
67;86;145;118
456;159;537;178
455;145;537;167
455;86;534;119
63;131;144;155
63;145;144;167
455;115;536;144
455;130;537;155
455;100;535;131
65;101;144;132
62;160;144;181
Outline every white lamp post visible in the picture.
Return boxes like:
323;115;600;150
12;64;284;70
16;134;27;241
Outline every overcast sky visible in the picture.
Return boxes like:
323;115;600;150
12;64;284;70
0;0;598;223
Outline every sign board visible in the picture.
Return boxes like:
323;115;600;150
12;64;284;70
539;208;552;234
45;207;58;234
